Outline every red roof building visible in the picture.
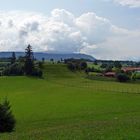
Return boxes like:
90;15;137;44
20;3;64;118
104;72;116;77
121;67;140;72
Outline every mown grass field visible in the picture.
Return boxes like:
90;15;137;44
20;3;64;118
0;64;140;140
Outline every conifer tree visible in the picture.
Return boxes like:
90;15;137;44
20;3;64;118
24;44;34;75
0;98;16;133
11;52;16;64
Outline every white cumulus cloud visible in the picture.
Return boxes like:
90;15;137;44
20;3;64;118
0;9;140;60
114;0;140;8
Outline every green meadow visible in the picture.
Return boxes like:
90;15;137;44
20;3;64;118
0;64;140;140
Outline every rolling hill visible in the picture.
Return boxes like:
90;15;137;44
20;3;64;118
0;64;140;139
0;52;96;61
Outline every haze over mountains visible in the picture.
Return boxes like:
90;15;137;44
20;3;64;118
0;52;96;61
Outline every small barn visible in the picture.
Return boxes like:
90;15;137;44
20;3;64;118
104;72;116;77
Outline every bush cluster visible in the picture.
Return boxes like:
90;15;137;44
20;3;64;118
1;45;43;78
3;64;24;76
116;73;130;82
31;68;43;77
66;59;87;71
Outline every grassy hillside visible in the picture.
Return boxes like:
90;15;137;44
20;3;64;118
43;64;79;79
0;64;140;140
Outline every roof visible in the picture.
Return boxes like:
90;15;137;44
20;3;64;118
104;72;116;76
122;67;140;72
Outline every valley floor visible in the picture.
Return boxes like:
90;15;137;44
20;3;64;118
0;64;140;140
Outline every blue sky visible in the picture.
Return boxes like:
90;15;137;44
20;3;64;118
0;0;140;29
0;0;140;60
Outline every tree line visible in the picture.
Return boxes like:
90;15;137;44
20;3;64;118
2;44;43;78
65;58;88;71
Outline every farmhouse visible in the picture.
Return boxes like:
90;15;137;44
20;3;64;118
104;72;116;77
121;67;140;72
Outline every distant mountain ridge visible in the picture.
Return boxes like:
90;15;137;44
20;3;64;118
0;52;96;61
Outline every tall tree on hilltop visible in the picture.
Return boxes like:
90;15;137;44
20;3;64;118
11;52;16;64
24;44;34;75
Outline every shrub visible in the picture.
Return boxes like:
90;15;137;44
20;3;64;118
135;73;140;79
31;68;43;78
132;72;140;80
116;73;130;82
65;59;88;71
3;63;24;76
114;61;122;68
101;63;108;68
85;67;91;74
67;63;76;71
38;62;44;69
0;99;16;133
105;65;113;73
